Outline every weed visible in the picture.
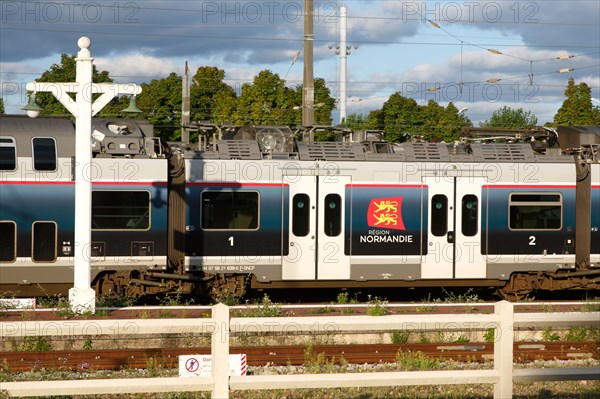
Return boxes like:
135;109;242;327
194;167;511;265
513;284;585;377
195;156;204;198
140;311;150;319
83;339;93;350
391;331;410;344
366;296;390;316
564;327;589;341
396;349;440;370
241;294;286;317
484;328;495;343
455;336;470;343
416;293;435;313
582;298;600;312
18;336;52;352
213;288;241;306
159;290;194;306
96;291;138;308
436;288;483;303
312;306;336;314
145;356;162;377
541;327;560;341
417;332;431;344
304;344;342;373
336;291;349;304
340;307;356;314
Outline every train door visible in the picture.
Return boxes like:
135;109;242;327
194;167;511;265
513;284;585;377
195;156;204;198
282;175;351;280
422;176;486;279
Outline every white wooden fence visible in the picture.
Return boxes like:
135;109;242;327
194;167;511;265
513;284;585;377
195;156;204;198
1;301;598;398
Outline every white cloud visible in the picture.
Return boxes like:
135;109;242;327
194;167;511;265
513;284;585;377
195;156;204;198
95;54;177;82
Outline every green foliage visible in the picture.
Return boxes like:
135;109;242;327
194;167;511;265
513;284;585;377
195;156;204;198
83;338;93;351
336;292;349;304
96;291;138;308
159;291;194;306
366;296;390;316
395;350;440;370
137;72;183;141
541;327;560;341
0;98;4;114
553;78;600;126
240;294;286;317
391;331;411;344
17;336;52;352
34;54;117;117
479;106;538;128
484;328;495;343
436;288;483;303
564;327;589;342
304;344;344;373
233;70;296;125
372;94;470;143
190;66;236;123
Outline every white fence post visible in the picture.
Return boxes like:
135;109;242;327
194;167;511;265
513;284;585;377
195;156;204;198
211;303;230;399
494;300;514;398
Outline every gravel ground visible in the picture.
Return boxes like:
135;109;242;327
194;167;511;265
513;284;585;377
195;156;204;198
1;359;598;399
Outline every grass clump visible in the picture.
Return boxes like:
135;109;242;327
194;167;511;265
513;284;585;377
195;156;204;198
395;349;441;370
366;296;390;316
239;294;287;317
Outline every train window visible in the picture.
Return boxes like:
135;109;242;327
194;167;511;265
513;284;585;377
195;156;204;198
32;222;57;262
324;194;341;237
92;191;150;230
202;191;259;230
461;195;478;237
0;222;16;262
509;192;562;230
292;194;310;237
32;137;57;171
0;137;16;171
431;194;448;237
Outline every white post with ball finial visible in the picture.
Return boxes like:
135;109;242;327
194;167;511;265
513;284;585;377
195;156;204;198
25;37;142;313
70;36;95;314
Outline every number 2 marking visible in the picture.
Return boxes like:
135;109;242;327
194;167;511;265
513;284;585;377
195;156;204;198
529;236;536;246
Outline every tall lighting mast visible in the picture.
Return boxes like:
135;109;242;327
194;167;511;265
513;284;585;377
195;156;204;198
302;0;314;127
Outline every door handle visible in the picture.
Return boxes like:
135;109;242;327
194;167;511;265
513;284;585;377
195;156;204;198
447;231;454;243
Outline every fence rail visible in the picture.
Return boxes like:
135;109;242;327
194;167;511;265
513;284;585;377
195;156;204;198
1;301;598;398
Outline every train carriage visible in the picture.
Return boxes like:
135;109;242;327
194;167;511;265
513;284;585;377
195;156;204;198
0;116;169;296
180;130;599;298
1;117;598;299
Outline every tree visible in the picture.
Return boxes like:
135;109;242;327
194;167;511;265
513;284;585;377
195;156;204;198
34;54;121;117
137;73;182;140
480;106;538;128
190;66;236;122
553;78;600;126
342;113;369;130
364;94;469;142
0;98;4;114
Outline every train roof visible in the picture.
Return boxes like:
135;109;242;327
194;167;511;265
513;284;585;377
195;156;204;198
0;115;162;158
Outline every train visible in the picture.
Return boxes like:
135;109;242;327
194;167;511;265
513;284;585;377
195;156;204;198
1;115;599;301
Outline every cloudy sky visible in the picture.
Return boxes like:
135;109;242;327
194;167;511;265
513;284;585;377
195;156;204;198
1;0;599;125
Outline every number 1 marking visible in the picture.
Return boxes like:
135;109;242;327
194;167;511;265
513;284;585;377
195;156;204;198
228;236;234;246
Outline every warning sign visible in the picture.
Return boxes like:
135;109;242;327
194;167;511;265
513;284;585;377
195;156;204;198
184;357;199;373
179;354;247;377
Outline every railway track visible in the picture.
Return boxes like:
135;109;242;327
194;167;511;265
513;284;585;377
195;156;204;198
2;342;598;372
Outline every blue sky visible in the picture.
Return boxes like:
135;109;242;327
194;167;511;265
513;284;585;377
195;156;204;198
1;0;599;125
